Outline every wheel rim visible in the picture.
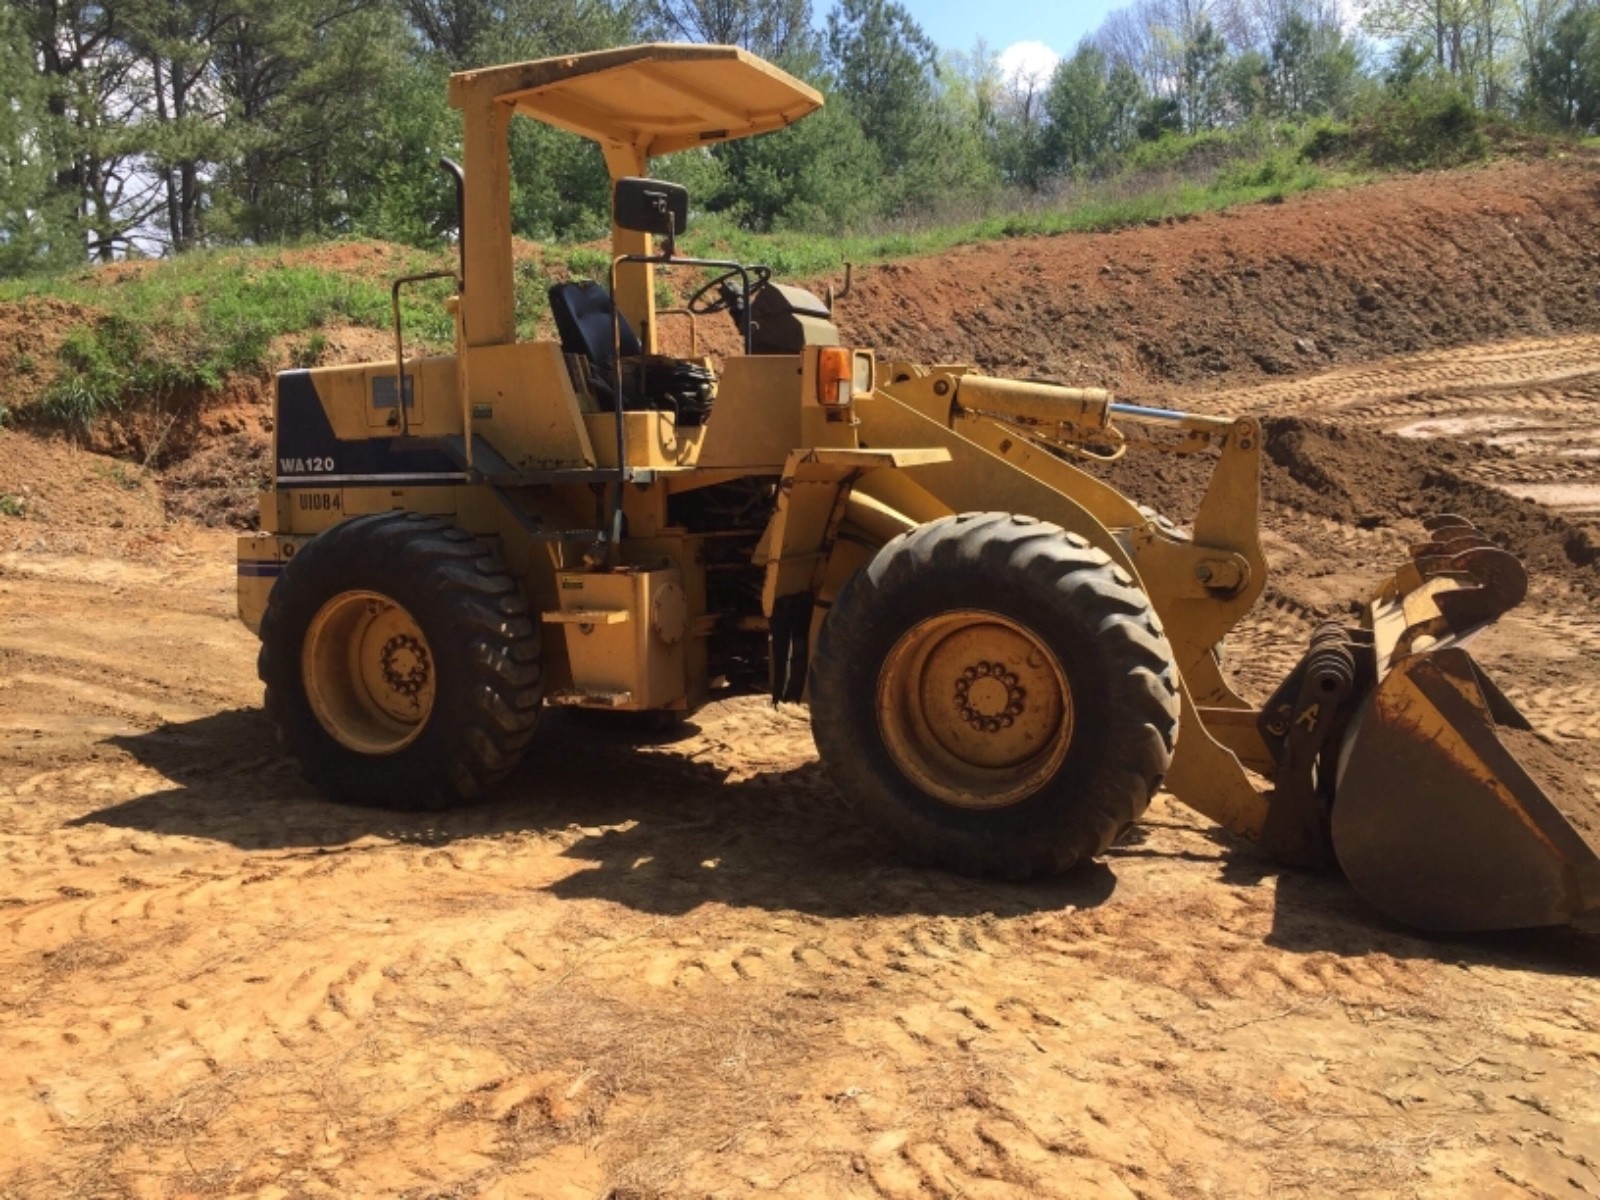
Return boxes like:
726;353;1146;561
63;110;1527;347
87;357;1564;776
302;590;436;755
876;610;1073;810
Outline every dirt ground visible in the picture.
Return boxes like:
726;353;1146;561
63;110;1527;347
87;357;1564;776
3;161;1600;1199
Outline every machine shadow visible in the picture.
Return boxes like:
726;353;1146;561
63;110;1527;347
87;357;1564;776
1217;842;1600;978
89;708;1595;960
88;707;1116;921
1107;809;1599;976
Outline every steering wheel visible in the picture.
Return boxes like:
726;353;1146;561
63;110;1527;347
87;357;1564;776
687;265;772;316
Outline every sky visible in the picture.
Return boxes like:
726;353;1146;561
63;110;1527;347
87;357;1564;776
902;0;1130;79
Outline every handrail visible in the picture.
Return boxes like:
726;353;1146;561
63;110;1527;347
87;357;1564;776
654;307;701;355
389;270;460;438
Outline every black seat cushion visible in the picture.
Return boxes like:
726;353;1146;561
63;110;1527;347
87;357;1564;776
548;280;642;371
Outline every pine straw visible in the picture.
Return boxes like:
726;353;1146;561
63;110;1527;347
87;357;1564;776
443;979;828;1195
429;975;1004;1197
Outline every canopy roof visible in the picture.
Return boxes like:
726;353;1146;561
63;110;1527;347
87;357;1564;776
448;43;823;159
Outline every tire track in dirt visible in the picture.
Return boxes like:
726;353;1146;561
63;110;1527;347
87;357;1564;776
1497;680;1600;743
1176;339;1600;532
1184;336;1600;420
2;627;1595;1199
5;693;1538;1200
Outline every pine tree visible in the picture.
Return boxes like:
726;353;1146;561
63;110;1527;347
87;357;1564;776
643;0;815;65
825;0;938;172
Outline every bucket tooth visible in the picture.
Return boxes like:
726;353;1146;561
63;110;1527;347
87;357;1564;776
1411;533;1495;569
1421;513;1475;534
1432;545;1526;632
1371;517;1528;663
1385;516;1508;608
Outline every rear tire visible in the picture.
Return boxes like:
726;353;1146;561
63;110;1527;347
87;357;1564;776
258;512;543;808
809;512;1180;877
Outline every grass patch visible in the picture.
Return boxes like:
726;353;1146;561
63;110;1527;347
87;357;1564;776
558;246;612;279
93;461;145;490
679;161;1347;279
0;242;462;427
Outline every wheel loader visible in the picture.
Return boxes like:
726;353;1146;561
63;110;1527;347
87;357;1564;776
237;43;1600;934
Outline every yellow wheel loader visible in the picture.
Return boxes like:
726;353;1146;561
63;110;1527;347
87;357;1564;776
237;43;1600;933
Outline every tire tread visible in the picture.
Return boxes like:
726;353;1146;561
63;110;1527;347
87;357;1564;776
258;511;542;809
810;512;1181;878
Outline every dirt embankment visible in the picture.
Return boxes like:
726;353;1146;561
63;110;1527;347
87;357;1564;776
833;157;1600;393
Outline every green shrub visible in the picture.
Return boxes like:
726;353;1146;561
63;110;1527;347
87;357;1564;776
1123;125;1282;177
1350;86;1488;170
1217;151;1308;190
1298;119;1355;162
560;247;611;281
43;326;124;424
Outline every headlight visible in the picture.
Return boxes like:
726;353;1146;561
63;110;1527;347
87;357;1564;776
852;350;875;395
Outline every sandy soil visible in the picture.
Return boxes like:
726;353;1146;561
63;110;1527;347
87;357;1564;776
4;163;1600;1199
2;512;1598;1200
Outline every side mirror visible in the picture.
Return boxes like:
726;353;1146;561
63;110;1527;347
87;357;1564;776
614;177;688;245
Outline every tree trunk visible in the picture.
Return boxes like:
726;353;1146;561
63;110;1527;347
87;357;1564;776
152;56;183;253
172;62;197;251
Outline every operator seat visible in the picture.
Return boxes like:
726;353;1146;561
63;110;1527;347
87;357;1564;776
547;280;715;426
548;280;641;372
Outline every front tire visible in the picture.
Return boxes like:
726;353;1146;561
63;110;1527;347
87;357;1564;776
259;512;543;808
809;512;1180;878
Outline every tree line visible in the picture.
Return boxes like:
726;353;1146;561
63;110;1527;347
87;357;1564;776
3;0;1598;275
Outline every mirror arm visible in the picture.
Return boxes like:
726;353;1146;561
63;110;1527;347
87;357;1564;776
649;196;676;257
438;157;466;287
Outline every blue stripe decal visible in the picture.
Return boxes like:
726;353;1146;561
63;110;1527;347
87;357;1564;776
275;474;467;489
275;369;462;481
238;561;283;577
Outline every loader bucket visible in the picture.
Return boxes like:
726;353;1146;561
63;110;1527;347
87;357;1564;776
1328;520;1600;933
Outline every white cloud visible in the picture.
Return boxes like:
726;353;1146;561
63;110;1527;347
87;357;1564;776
997;40;1060;89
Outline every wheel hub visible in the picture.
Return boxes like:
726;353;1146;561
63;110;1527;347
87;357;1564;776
877;611;1073;810
302;590;436;755
954;662;1026;731
381;633;431;698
